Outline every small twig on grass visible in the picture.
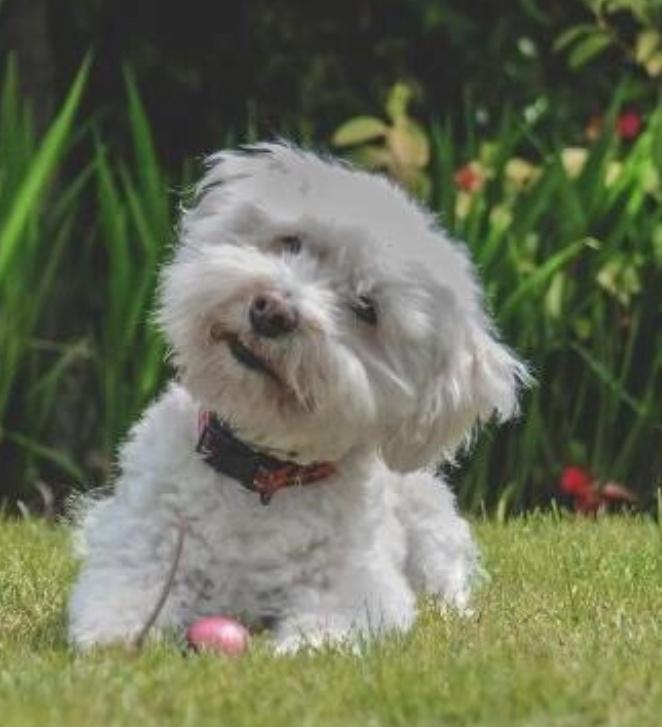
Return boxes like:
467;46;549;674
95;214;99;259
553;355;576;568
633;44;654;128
131;518;188;651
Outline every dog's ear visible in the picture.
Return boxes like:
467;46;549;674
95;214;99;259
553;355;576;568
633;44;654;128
381;320;530;473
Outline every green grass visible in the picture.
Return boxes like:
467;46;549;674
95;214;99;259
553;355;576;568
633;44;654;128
1;515;660;726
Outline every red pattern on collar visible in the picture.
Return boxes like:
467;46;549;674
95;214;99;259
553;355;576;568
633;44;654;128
197;410;336;505
252;461;337;504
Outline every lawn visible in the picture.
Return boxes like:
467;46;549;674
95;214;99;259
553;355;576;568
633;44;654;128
1;514;660;726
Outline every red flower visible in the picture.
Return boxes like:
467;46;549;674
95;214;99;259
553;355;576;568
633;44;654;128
558;465;637;515
559;466;593;497
616;111;642;140
454;163;484;193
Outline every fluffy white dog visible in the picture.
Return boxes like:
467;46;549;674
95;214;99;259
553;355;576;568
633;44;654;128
68;143;527;652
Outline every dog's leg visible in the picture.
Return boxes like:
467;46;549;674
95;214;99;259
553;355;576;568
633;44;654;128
68;499;185;649
68;570;177;649
394;471;480;611
273;565;416;654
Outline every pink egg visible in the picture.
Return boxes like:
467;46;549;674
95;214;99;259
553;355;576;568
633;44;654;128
186;616;250;656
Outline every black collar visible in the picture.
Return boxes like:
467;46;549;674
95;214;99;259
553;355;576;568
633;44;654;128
195;411;336;505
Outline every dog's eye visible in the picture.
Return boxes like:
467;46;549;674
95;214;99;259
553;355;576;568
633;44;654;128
274;235;302;255
351;295;378;326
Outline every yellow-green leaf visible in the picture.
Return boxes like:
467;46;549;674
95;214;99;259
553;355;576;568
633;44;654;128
635;29;660;63
596;256;642;307
385;83;413;122
553;24;596;53
350;144;392;170
544;271;565;319
387;120;430;169
332;116;387;147
644;50;662;77
568;32;612;69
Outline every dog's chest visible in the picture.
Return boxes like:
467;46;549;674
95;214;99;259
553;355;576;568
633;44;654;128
177;477;370;620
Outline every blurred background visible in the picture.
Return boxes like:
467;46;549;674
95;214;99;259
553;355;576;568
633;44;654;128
0;0;660;515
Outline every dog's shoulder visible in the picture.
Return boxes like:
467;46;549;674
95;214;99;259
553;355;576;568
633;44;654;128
116;381;199;479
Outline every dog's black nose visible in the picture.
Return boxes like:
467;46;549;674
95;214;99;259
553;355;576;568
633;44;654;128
249;292;299;338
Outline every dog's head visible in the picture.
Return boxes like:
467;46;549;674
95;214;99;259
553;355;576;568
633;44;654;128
159;143;528;467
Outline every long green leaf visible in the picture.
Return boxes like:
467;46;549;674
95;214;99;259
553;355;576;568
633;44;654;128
0;56;90;281
500;239;589;320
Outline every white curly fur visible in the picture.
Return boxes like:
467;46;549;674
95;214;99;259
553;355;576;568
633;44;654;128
68;143;528;652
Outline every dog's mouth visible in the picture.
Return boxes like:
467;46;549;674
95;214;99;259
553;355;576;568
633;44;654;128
228;336;280;382
226;334;312;411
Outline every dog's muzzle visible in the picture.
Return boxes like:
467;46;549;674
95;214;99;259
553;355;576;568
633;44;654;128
249;292;299;338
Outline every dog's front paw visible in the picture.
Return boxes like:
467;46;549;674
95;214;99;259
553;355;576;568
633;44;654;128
272;632;313;655
273;623;361;656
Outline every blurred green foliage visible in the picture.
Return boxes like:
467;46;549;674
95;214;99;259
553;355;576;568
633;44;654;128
555;0;662;76
0;2;660;513
332;82;432;199
1;0;659;163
